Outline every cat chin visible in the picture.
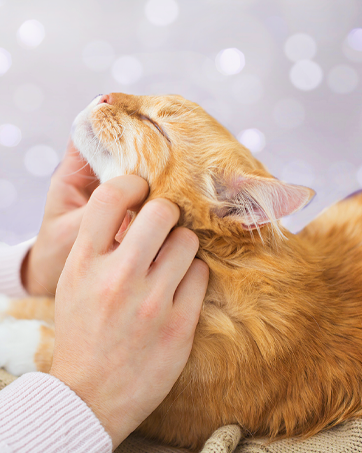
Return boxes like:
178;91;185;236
97;166;125;184
72;95;154;186
71;103;118;183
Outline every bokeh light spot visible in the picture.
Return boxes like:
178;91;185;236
281;161;315;187
0;124;21;147
216;48;245;76
24;145;59;177
327;65;359;94
237;128;265;154
232;74;263;105
0;179;17;210
17;20;45;48
82;40;115;72
0;48;12;76
273;98;305;129
342;37;362;63
14;83;44;112
284;33;317;62
112;56;143;85
347;28;362;52
290;60;323;91
145;0;179;26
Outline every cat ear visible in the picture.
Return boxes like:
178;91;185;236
213;173;315;230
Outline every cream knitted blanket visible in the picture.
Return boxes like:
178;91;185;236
1;369;361;453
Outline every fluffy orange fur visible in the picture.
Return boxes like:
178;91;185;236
10;93;362;451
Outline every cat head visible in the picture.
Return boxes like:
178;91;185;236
72;93;314;236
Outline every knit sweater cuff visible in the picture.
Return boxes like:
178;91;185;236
0;372;112;453
0;238;37;298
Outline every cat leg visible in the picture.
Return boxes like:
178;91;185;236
0;293;54;324
0;317;54;376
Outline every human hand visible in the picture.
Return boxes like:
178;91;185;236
21;140;99;295
49;175;209;449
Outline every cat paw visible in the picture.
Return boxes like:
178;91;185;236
0;317;44;376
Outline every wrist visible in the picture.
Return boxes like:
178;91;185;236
21;245;55;296
50;364;139;449
20;248;33;294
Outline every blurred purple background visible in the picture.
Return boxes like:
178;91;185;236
0;0;361;245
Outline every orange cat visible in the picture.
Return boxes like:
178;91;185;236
1;92;362;451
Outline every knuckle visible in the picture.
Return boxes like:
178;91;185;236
137;298;161;320
161;313;192;343
100;283;123;305
145;199;179;226
92;183;122;207
193;258;209;277
175;228;199;251
70;239;95;265
119;248;142;275
96;272;130;307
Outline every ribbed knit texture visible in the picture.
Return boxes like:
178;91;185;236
239;421;362;453
0;238;36;298
115;421;362;453
0;372;112;453
201;425;242;453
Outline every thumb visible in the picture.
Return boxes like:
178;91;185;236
54;140;99;195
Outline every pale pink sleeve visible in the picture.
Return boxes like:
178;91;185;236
0;372;112;453
0;238;37;298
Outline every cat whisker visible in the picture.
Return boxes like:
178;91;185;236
90;126;107;163
58;134;105;179
99;111;126;142
63;122;108;178
60;162;92;178
173;99;187;116
185;105;201;115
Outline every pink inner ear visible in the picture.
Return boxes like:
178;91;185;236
220;174;315;229
273;184;313;218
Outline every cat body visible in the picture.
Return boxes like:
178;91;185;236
140;190;362;449
1;93;361;451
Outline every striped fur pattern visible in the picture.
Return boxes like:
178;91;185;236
1;93;361;452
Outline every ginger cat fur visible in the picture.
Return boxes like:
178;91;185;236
3;93;362;451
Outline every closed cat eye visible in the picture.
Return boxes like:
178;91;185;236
139;114;170;143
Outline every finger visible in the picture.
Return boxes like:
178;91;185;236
77;175;149;254
115;211;133;243
55;140;99;196
115;198;180;274
148;227;200;294
170;259;209;336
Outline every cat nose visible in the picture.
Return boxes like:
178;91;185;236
98;94;111;104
